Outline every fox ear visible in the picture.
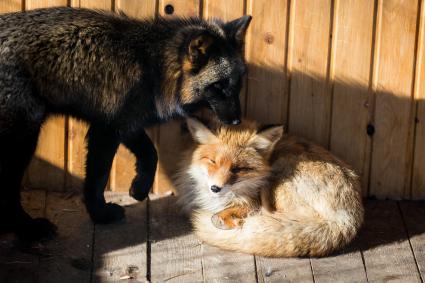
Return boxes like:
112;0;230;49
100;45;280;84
225;15;252;47
249;125;283;153
186;117;219;144
187;33;214;69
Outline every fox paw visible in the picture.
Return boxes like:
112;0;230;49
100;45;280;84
211;213;244;230
129;175;153;201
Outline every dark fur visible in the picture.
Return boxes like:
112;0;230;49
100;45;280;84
0;7;251;241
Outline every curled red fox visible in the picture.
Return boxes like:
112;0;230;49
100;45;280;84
174;117;364;257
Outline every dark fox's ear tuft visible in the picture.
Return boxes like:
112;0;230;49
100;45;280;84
224;15;252;47
186;33;214;70
186;117;219;144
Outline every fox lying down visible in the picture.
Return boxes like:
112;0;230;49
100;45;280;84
175;118;364;257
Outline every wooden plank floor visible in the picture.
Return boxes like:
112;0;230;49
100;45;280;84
1;191;424;283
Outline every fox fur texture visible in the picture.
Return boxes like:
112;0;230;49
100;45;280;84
0;7;251;241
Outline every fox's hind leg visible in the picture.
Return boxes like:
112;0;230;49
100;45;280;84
0;128;57;241
0;60;56;241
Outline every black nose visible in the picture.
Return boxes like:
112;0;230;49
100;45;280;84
231;119;241;125
211;185;222;193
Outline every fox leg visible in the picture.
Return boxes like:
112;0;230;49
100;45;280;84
84;124;122;224
0;126;58;241
211;206;251;230
0;61;56;241
122;129;158;201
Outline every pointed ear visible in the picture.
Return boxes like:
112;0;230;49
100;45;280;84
225;15;252;47
187;33;214;69
186;117;219;144
249;125;283;153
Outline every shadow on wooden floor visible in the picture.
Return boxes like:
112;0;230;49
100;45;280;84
1;188;424;282
1;66;424;281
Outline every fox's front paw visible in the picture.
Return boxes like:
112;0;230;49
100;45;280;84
211;213;244;230
129;174;153;201
89;203;125;224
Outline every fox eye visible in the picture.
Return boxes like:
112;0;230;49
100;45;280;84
203;157;215;164
231;167;252;174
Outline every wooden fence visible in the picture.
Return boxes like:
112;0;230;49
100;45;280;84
1;0;424;200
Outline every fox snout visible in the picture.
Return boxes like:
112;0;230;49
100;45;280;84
210;185;222;193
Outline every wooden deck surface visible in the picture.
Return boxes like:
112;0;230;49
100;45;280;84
0;190;424;283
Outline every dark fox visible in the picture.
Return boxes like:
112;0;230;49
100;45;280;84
0;7;251;241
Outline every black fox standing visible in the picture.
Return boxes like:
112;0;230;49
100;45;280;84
0;7;251;241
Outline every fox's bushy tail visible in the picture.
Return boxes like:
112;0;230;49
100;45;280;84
193;208;363;257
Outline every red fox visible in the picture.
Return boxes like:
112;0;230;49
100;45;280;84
174;117;364;257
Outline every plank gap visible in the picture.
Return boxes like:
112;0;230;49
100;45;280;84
325;0;336;150
404;0;425;199
309;258;316;283
397;201;425;283
360;250;370;283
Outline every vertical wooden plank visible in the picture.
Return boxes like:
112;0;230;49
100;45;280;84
329;0;375;194
154;0;200;195
369;0;419;199
38;192;93;283
256;257;313;283
149;195;203;282
66;120;87;191
0;0;22;12
109;0;157;192
115;0;157;19
93;192;147;283
73;1;113;10
78;0;112;10
25;0;67;9
399;201;425;280
27;117;66;191
203;0;244;22
0;190;46;283
287;0;332;147
245;0;289;125
25;1;68;191
359;200;422;282
159;0;200;18
412;0;425;200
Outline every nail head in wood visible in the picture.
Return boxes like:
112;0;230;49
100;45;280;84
164;4;174;15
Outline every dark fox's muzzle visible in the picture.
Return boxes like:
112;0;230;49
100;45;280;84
208;95;241;125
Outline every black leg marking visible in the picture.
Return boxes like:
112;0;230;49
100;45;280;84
122;129;158;201
84;124;123;224
0;125;57;242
